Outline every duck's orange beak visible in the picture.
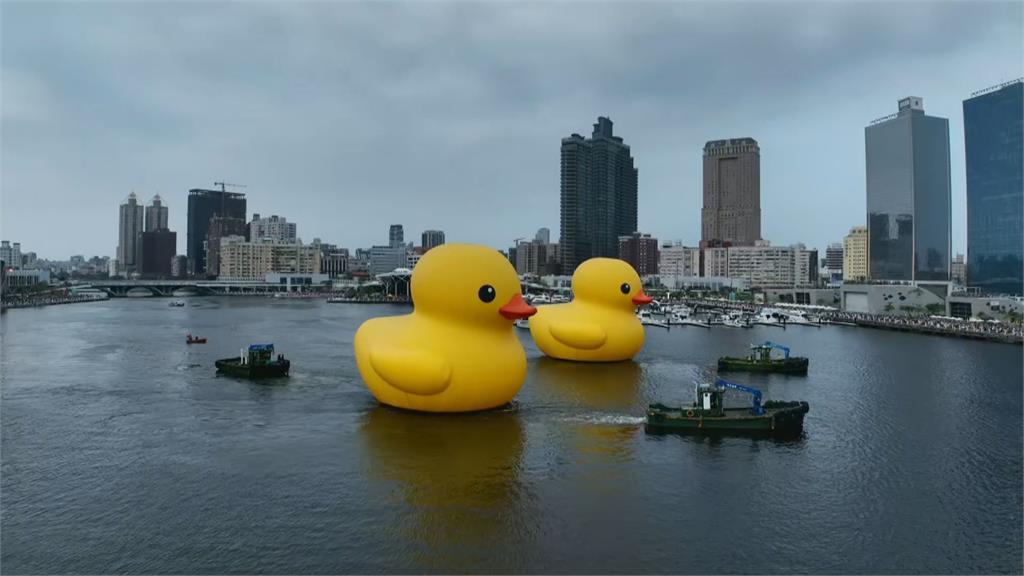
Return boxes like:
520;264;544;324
632;290;653;305
499;293;537;320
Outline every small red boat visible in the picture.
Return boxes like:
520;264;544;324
186;334;207;344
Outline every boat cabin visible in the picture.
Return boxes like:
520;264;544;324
692;384;725;416
749;345;775;362
242;344;282;366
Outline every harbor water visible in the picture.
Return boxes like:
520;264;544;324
1;298;1021;574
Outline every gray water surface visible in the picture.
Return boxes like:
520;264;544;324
2;298;1021;574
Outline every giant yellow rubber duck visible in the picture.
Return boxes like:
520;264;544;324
354;243;537;412
529;258;652;362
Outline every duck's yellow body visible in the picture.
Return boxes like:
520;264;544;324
529;258;651;362
354;243;536;412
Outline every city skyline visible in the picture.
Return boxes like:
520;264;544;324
2;2;1021;259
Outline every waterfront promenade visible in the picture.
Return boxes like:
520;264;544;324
0;290;108;311
672;296;1022;344
822;311;1023;344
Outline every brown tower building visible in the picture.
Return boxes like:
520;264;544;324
701;138;761;247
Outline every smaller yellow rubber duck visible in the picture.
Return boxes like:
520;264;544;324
529;258;652;362
354;243;537;412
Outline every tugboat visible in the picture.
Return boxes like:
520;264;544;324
718;341;808;374
215;344;290;378
186;334;207;344
645;378;809;436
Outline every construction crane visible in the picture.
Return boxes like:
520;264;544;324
714;377;764;416
212;181;247;220
758;341;791;358
214;181;247;193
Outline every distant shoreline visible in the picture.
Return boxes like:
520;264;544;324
4;294;1018;345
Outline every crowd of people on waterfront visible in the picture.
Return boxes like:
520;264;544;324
822;310;1023;339
0;288;108;310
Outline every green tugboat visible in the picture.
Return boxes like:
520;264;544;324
645;378;809;437
717;341;808;374
215;344;290;378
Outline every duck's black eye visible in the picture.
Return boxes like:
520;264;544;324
620;283;631;295
478;285;496;303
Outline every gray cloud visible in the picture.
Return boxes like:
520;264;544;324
2;1;1021;258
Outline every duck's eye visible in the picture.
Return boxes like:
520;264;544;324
478;285;496;303
620;283;631;295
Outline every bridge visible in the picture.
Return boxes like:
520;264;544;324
86;272;556;299
83;280;299;297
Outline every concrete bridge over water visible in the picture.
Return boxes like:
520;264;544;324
83;280;298;297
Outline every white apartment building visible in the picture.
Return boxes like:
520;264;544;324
218;236;320;280
659;244;701;278
249;214;297;244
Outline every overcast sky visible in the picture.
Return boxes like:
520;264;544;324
2;1;1021;260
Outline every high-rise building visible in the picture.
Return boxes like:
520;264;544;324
0;241;15;269
824;243;844;285
0;241;23;270
701;241;816;287
534;227;551;244
825;244;843;274
866;97;951;282
249;214;297;244
701;138;761;247
137;229;176;278
321;250;349;278
618;232;658;276
843;226;868;282
951;254;966;285
218;236;321;280
118;193;145;273
560;117;638;274
171;255;188;278
205;216;248;277
186;189;246;276
144;195;169;232
369;245;408;275
389;225;404;248
514;240;560;276
794;246;820;287
659;243;701;278
421;230;445;251
964;79;1023;295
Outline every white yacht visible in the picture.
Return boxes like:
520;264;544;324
665;305;710;328
527;293;552;305
717;310;751;328
636;309;670;329
783;311;821;327
753;308;786;328
668;311;710;328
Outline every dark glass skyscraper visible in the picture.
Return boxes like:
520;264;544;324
186;189;246;276
865;97;951;282
964;80;1023;295
559;117;638;274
